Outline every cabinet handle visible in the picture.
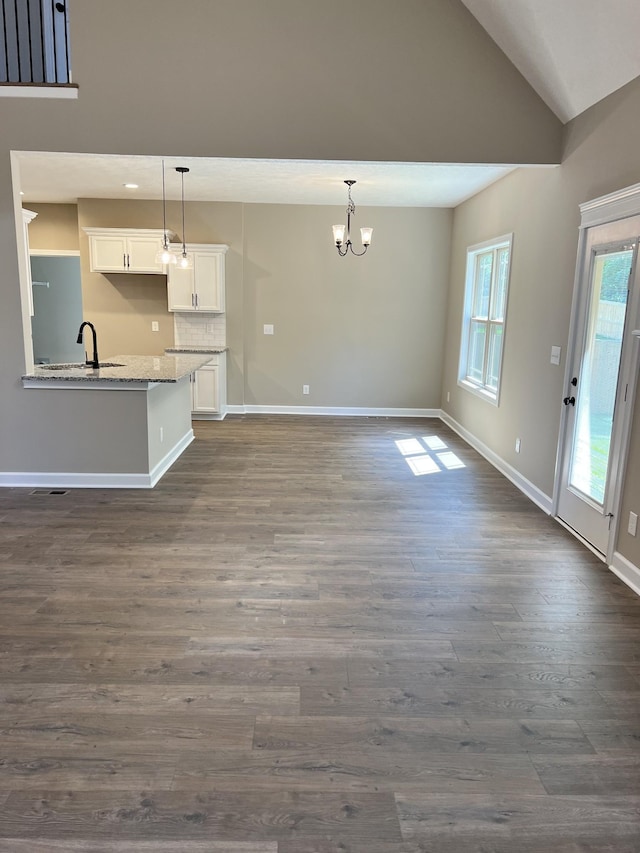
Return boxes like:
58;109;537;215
126;254;130;269
191;293;195;308
195;293;198;308
123;254;126;269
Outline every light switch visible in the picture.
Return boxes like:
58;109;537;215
151;321;159;332
264;324;274;335
550;345;561;365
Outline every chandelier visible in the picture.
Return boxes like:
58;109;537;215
332;180;373;257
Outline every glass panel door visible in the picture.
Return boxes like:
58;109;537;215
568;248;632;505
557;216;639;558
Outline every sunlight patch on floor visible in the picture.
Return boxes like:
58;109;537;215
394;435;466;476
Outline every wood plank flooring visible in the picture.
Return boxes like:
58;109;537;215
0;414;639;851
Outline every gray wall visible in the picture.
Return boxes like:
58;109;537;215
0;0;561;164
242;204;451;408
147;380;192;471
441;75;640;567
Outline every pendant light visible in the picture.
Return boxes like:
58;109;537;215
332;180;372;257
155;160;177;266
175;166;193;270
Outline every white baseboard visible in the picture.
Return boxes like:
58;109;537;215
440;410;553;514
192;412;226;421
149;429;194;486
610;551;640;597
0;471;156;489
0;429;194;490
225;405;440;418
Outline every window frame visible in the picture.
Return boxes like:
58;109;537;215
458;233;513;406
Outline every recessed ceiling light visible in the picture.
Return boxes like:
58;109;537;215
20;191;24;196
123;183;139;189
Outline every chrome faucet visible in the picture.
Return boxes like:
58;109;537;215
76;321;100;369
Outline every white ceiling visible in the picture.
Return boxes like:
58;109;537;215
461;0;640;123
16;152;518;208
17;2;640;206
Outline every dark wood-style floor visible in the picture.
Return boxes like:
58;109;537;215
0;415;639;852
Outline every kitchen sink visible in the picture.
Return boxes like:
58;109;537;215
39;362;124;370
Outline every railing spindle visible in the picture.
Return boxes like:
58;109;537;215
2;2;10;82
50;0;57;81
61;0;69;81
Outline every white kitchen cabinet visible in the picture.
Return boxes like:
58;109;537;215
167;244;228;312
189;353;227;419
83;228;173;274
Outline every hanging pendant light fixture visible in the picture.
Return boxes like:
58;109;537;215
175;166;193;270
155;160;177;266
332;180;372;257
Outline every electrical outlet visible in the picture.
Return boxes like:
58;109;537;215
160;426;164;443
303;385;310;395
515;438;521;453
264;324;274;335
151;321;159;332
629;511;638;536
446;391;450;403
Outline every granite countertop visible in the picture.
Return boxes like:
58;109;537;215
23;354;213;384
165;346;228;354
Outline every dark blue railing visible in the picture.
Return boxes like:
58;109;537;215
1;0;71;84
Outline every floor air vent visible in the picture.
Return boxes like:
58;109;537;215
29;489;69;496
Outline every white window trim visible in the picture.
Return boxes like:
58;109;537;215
458;233;513;407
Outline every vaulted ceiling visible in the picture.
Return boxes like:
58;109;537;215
461;0;640;122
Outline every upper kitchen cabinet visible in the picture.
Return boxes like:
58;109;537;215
167;244;228;313
84;228;174;274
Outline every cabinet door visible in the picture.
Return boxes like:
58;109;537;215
167;264;195;312
194;252;225;312
88;234;127;272
126;235;165;273
192;364;219;413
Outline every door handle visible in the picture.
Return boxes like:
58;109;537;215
563;396;576;406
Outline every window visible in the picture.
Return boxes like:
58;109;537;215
458;233;513;404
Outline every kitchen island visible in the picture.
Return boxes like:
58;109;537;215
18;354;212;489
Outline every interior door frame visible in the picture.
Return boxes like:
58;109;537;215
553;181;640;562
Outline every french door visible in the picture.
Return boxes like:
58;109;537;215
556;215;640;557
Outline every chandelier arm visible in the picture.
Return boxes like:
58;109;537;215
348;243;369;257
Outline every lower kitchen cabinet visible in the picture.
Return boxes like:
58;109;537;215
190;354;226;419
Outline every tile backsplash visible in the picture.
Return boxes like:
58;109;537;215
174;313;226;348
